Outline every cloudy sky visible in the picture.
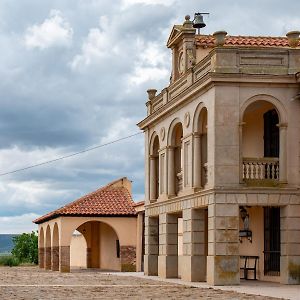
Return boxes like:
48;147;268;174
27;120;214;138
0;0;299;233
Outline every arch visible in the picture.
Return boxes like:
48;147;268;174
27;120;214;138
167;118;183;195
193;102;207;132
240;94;287;124
149;133;160;201
45;225;51;269
193;105;208;188
167;118;182;146
149;131;160;155
70;220;121;271
51;223;59;271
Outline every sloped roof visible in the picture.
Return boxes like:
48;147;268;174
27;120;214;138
33;177;137;224
195;35;298;48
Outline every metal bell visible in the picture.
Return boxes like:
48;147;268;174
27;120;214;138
193;13;206;29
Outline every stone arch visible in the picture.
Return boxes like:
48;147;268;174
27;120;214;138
51;223;59;271
240;94;288;183
45;225;51;270
167;118;183;195
38;227;45;268
149;131;160;155
193;102;207;133
193;104;208;188
240;94;287;124
149;132;160;201
167;118;182;146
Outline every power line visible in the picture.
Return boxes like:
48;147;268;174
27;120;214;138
0;132;143;177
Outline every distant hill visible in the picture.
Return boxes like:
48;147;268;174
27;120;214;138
0;234;18;254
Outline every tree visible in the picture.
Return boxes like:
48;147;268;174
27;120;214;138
12;231;38;264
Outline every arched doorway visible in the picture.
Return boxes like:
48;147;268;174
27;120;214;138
45;225;51;270
70;221;121;271
52;223;59;271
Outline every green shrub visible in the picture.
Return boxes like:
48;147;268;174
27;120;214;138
12;231;38;264
0;255;20;266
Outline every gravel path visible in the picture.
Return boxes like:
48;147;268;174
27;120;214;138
0;267;280;299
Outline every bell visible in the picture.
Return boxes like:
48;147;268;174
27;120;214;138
193;13;206;29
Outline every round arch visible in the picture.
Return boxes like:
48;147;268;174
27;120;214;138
167;118;183;146
149;131;160;155
240;94;287;124
64;218;123;246
70;220;121;270
193;102;207;133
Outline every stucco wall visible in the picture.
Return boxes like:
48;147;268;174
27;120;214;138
70;233;87;268
100;222;120;270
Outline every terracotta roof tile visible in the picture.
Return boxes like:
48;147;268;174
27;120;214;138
33;178;137;224
195;35;297;48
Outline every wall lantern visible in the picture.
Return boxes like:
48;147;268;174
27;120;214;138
239;206;252;243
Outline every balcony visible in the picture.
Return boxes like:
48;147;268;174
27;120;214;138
243;157;279;187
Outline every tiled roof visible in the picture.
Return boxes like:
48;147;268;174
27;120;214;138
195;35;298;48
33;178;137;224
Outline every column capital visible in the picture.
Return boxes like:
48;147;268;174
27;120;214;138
239;121;246;127
166;145;175;150
277;122;288;129
149;154;158;159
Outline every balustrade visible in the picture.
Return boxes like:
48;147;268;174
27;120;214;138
243;157;279;183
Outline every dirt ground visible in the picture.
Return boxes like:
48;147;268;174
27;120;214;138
0;267;280;300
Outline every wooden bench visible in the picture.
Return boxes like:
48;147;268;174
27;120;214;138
240;256;259;280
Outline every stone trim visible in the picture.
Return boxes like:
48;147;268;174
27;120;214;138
59;246;70;273
146;189;300;217
38;247;44;269
44;247;51;270
51;246;59;271
120;246;136;272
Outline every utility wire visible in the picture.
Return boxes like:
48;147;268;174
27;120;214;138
0;132;143;177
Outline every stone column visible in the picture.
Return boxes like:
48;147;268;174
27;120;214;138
44;247;51;270
38;247;44;268
280;203;300;284
59;246;70;272
86;247;92;268
167;147;175;196
144;216;159;275
158;213;178;278
181;208;206;282
51;246;59;271
149;155;157;202
279;123;288;184
193;134;202;188
120;245;136;272
207;202;240;285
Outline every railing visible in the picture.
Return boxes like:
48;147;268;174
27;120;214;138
243;157;279;183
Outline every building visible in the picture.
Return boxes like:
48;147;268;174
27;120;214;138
33;177;144;273
137;16;300;285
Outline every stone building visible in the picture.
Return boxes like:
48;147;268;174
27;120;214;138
137;16;300;285
33;177;144;273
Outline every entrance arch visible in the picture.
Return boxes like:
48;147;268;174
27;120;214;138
70;221;121;271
